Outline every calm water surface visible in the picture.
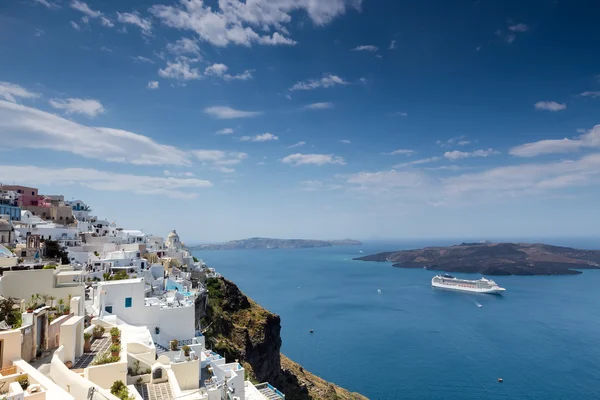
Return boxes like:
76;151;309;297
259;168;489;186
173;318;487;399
193;239;600;400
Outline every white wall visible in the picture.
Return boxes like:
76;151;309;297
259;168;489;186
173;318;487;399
97;279;194;344
0;270;84;307
171;359;200;390
0;330;21;368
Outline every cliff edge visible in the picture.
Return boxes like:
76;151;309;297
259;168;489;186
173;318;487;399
195;277;368;400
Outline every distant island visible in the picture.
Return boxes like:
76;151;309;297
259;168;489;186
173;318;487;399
191;237;362;251
355;242;600;275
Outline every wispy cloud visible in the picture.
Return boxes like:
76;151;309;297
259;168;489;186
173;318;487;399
48;98;105;117
204;63;254;81
164;170;195;178
34;0;60;9
290;74;349;91
510;125;600;157
281;153;345;166
508;23;529;32
444;148;499;160
147;81;159;89
436;135;471;148
203;106;262;119
167;37;200;55
216;128;234;135
0;165;211;199
580;91;600;98
304;102;334;109
393;157;440;168
386;149;414;156
192;150;248;172
132;56;155;64
299;180;342;191
0;82;40;103
70;21;81;31
339;139;351;144
352;45;378;52
534;101;567;111
0;99;191;166
393;111;408;117
70;0;101;18
287;141;306;148
117;12;152;35
388;40;396;50
240;133;278;142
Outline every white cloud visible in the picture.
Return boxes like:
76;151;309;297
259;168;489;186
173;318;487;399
290;74;349;91
443;153;600;196
204;63;254;81
147;81;159;89
281;153;345;166
387;149;414;156
0;165;211;199
352;45;378;52
534;101;567;111
508;23;529;32
393;157;440;168
117;12;152;35
240;133;278;142
132;56;155;64
305;102;334;109
388;40;396;50
203;106;262;119
444;148;499;160
216;128;234;135
35;29;45;37
150;0;359;48
34;0;59;9
509;125;600;157
100;16;114;27
70;21;81;30
48;98;105;117
0;82;40;103
167;37;200;55
192;150;248;172
393;111;408;117
164;170;195;177
100;46;112;52
70;0;101;18
340;139;351;144
287;141;306;148
437;135;470;148
0;100;191;166
204;63;228;77
158;57;202;80
495;30;516;44
299;180;342;191
580;91;600;98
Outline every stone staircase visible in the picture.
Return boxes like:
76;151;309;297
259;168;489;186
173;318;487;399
259;387;283;400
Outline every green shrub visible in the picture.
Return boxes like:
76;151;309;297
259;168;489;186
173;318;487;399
110;380;134;400
15;374;29;389
110;327;120;337
43;264;57;269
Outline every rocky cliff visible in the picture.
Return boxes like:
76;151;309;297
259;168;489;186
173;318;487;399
195;277;368;400
190;237;362;251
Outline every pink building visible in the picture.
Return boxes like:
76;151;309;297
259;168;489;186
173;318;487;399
0;185;39;206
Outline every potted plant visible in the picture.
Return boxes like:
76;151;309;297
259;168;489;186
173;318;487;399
16;374;29;390
65;360;73;369
57;298;64;312
110;327;120;343
26;299;35;313
84;332;92;352
63;307;70;315
182;345;191;357
110;343;121;358
170;339;178;351
93;325;105;339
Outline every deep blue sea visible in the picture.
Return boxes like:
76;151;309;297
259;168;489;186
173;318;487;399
193;238;600;400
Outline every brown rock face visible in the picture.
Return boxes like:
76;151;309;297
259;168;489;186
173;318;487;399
196;277;368;400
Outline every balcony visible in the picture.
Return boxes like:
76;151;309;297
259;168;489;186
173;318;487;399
255;383;285;399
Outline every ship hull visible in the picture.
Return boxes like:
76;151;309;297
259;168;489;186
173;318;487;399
432;281;506;295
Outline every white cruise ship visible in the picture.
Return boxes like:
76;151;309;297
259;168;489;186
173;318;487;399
431;274;506;294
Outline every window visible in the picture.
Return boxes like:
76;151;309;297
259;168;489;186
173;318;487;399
31;191;34;195
105;306;113;314
125;297;132;308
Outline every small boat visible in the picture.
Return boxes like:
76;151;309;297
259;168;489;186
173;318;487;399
477;303;483;308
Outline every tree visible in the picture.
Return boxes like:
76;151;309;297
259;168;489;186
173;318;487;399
44;240;69;264
0;297;19;326
112;270;129;281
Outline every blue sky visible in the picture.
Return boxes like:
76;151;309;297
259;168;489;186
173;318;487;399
1;0;600;242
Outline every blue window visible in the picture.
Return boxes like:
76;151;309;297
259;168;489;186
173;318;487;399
105;306;113;314
125;297;132;308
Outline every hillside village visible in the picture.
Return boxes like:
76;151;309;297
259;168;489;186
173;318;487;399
0;184;285;400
